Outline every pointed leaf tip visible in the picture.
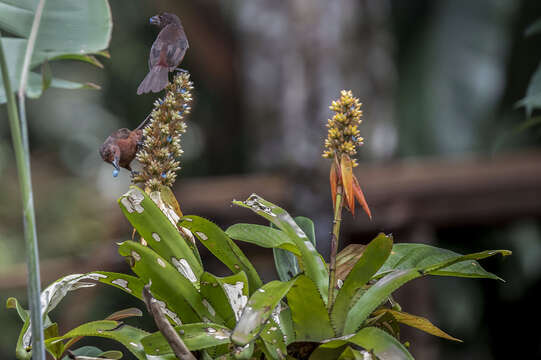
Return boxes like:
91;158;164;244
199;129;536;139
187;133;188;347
353;176;372;220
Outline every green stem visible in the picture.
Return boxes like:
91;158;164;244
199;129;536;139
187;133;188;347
0;36;45;360
328;183;344;307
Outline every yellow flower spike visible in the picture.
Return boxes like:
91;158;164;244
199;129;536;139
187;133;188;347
322;89;371;219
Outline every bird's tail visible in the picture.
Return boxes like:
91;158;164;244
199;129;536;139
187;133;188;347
137;66;169;94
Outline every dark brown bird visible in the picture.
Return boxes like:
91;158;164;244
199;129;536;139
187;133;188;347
99;128;143;177
137;12;189;95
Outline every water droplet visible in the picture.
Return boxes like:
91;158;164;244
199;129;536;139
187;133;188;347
112;168;119;177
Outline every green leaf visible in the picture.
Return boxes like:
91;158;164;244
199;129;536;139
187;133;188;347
233;195;329;303
277;306;295;346
60;346;103;360
180;215;262;293
118;187;203;283
0;0;112;103
98;350;124;359
423;249;511;276
517;60;541;117
118;240;219;324
44;323;63;359
259;318;287;360
343;269;422;334
273;247;301;282
232;279;296;345
337;346;364;360
41;61;52;91
233;342;254;359
373;309;461;342
46;320;149;360
6;297;28;322
200;271;250;329
92;271;145;300
332;233;393;335
348;327;414;360
141;323;231;354
309;340;348;360
287;275;335;342
226;224;300;256
375;244;509;281
272;216;318;282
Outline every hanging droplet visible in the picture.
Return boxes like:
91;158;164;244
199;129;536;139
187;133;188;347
112;168;119;177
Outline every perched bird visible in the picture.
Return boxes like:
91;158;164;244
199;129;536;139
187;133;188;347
137;12;189;95
99;128;143;177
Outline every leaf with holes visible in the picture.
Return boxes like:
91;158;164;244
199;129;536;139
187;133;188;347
200;271;249;329
118;187;203;283
180;215;262;293
233;195;329;304
141;323;231;355
232;279;296;345
287;275;335;342
259;317;287;360
118;241;216;324
332;233;393;335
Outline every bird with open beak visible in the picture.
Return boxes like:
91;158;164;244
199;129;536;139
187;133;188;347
99;128;143;177
137;12;189;94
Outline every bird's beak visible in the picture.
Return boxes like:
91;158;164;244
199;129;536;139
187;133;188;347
149;15;160;26
112;155;120;171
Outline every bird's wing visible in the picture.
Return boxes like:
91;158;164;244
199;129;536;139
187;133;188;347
150;24;188;70
112;128;131;139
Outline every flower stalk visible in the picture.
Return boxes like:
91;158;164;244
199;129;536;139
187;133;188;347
328;183;343;304
323;90;371;307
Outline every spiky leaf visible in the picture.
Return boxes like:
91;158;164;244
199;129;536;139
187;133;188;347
232;280;296;345
348;327;413;360
233;195;329;303
287;275;335;341
180;215;262;293
375;244;510;281
141;323;231;355
118;241;215;324
118;187;203;282
200;271;249;329
332;233;393;335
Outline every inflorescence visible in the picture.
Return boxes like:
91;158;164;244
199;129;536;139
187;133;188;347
322;90;364;167
133;72;193;191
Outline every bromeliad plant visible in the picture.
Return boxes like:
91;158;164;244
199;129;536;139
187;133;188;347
9;82;510;360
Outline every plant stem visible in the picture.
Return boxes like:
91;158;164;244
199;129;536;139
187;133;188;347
328;183;344;307
0;35;45;360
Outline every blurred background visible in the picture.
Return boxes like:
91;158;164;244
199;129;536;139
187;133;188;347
1;0;541;358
